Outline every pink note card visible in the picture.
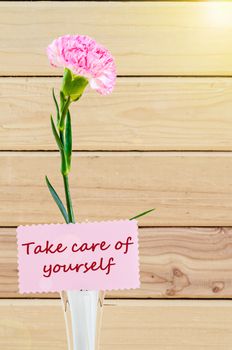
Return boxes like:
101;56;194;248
16;220;140;293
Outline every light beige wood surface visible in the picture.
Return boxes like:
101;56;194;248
1;152;232;226
2;77;232;151
2;1;232;348
1;299;232;349
1;2;232;76
1;227;232;299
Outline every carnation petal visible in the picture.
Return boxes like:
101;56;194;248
47;35;116;95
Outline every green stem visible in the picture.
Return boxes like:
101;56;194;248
63;173;75;223
49;89;75;224
59;124;75;224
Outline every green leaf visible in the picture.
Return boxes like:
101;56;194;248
59;96;71;131
52;88;60;124
65;110;72;170
50;115;63;151
60;90;65;112
129;208;155;221
45;176;69;223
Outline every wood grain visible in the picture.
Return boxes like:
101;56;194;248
1;2;232;75
1;227;232;298
1;299;232;349
2;77;232;151
1;152;232;227
2;1;232;345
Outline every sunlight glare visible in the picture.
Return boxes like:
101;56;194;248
206;2;232;27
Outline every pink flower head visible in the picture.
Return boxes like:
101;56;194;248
47;35;116;95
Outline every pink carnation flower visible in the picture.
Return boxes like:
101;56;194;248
47;35;116;95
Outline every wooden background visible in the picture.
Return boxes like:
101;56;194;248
1;1;232;349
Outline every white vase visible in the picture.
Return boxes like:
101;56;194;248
60;290;104;350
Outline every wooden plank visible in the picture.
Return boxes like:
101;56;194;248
2;77;232;151
1;299;232;349
1;152;232;227
1;2;232;76
1;227;232;299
